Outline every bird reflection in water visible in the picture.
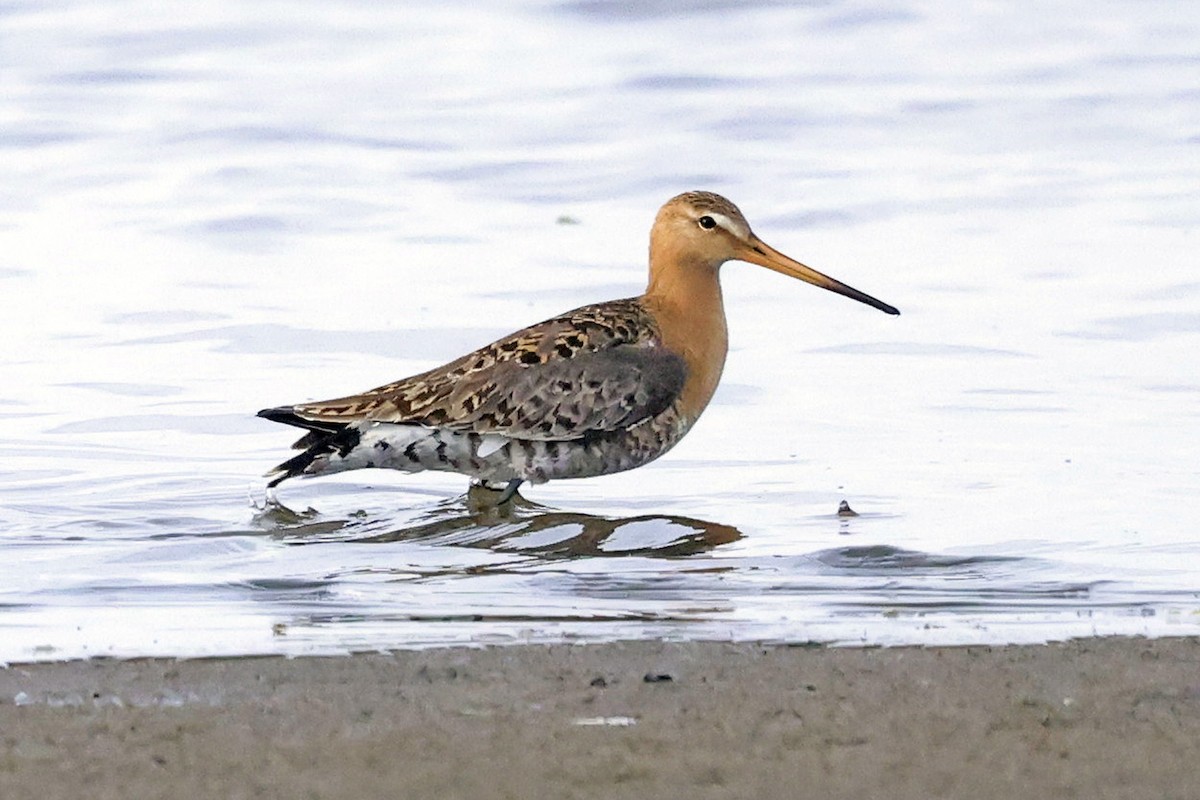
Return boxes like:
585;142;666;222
256;484;742;559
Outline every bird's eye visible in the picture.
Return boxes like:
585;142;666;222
697;215;717;230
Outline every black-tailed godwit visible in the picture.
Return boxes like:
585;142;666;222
259;191;899;502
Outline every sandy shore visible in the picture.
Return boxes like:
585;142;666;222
1;636;1197;799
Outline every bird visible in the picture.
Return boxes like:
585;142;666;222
258;191;899;503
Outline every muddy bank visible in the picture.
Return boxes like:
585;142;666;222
2;636;1197;799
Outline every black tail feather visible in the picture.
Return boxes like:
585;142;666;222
264;426;363;488
257;406;345;434
259;406;359;487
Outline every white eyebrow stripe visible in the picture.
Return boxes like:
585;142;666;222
705;212;748;238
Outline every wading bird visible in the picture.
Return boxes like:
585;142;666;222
259;191;899;502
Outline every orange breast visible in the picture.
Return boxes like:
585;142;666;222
641;266;728;424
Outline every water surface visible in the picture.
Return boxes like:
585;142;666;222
1;0;1198;661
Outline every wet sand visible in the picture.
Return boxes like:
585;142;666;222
2;636;1197;799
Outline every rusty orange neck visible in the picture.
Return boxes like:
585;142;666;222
643;254;728;424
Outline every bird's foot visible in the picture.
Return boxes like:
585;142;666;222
496;478;524;505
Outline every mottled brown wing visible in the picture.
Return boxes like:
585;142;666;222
438;344;686;439
286;298;685;439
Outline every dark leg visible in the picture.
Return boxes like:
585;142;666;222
497;478;524;505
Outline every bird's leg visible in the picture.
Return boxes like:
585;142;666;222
497;478;524;505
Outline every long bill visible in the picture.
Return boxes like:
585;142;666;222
739;237;900;316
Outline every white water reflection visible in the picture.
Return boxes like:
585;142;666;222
0;1;1198;662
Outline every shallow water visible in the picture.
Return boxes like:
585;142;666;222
1;0;1198;661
